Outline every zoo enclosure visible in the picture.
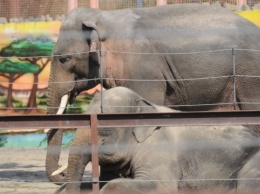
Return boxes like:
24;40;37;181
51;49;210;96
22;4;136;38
1;1;260;193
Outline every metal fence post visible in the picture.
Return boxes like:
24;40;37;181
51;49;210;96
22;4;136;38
237;0;248;7
90;114;99;193
10;0;20;18
232;48;237;110
137;0;143;8
68;0;78;13
156;0;167;6
98;47;104;113
90;0;99;9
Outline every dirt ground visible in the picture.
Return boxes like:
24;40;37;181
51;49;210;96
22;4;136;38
0;147;92;194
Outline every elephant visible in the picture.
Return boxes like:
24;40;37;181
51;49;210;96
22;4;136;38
54;86;260;193
46;4;260;183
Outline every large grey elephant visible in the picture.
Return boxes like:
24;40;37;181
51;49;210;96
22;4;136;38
54;87;260;193
46;4;260;183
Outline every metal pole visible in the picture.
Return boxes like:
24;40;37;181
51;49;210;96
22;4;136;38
156;0;167;6
10;0;20;18
90;0;99;9
172;0;182;4
68;0;78;13
237;0;247;7
232;48;237;110
137;0;143;8
90;114;99;193
98;49;103;113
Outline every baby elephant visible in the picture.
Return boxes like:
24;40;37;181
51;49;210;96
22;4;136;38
62;87;260;193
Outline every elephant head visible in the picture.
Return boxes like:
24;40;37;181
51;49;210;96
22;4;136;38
45;8;105;183
53;87;172;191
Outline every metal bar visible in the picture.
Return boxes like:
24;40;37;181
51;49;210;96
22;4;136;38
156;0;167;6
98;46;104;113
68;0;78;13
1;111;260;130
10;0;20;18
90;0;99;9
237;0;247;6
137;0;143;8
0;114;90;129
90;114;100;193
96;111;260;127
232;48;237;110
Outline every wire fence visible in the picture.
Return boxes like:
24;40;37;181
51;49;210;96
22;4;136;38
1;0;260;22
1;113;260;193
1;48;260;113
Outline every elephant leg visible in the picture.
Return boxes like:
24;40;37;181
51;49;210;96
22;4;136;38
66;128;92;191
237;151;260;191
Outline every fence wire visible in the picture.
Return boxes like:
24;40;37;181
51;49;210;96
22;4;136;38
1;48;260;113
1;0;260;23
1;139;260;192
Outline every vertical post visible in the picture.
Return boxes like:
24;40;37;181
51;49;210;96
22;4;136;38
156;0;167;6
97;48;103;113
90;114;99;193
137;0;143;8
68;0;78;13
172;0;182;4
90;0;99;9
232;48;237;110
237;0;247;7
10;0;20;18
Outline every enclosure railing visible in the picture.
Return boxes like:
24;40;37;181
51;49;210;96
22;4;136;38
2;48;260;112
1;111;260;193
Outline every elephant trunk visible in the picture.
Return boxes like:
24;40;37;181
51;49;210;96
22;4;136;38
45;94;68;184
45;59;75;184
66;129;92;191
45;76;68;184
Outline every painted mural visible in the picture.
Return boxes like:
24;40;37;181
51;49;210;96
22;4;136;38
237;10;260;27
0;21;61;115
0;11;260;116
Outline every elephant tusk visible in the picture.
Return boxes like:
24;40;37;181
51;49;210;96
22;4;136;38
57;94;69;114
44;94;69;133
44;128;51;133
51;164;68;176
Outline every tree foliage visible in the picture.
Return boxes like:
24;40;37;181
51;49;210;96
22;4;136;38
0;35;54;112
0;35;54;57
0;59;40;74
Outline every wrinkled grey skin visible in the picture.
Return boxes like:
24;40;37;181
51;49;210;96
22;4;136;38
63;87;260;193
46;4;260;183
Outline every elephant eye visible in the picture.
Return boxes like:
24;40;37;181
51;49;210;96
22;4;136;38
99;128;113;136
58;55;72;65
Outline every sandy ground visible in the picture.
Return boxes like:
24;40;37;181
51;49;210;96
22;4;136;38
0;147;92;194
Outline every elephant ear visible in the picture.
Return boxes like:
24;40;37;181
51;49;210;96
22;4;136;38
132;99;160;143
132;126;159;143
135;98;157;113
82;21;101;61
